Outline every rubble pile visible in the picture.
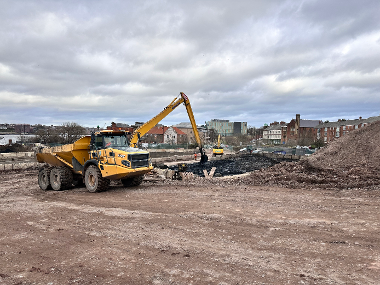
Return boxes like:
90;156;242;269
169;154;291;177
241;121;380;190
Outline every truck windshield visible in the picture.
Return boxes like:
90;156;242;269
103;135;129;148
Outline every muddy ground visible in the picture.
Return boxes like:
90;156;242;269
0;169;379;285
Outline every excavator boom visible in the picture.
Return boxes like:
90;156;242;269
129;92;207;162
182;93;203;149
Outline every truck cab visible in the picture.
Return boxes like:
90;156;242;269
88;130;152;180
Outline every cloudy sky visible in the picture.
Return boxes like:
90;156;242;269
1;0;379;128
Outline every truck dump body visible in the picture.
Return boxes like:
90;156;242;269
36;136;91;172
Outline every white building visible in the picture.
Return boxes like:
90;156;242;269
263;124;284;144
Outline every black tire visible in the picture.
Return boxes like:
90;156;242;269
121;175;144;187
38;167;52;191
84;165;109;193
50;166;73;191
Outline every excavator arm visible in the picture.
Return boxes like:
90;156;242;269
130;92;208;162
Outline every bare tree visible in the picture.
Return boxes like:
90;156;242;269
35;126;62;144
59;122;86;144
208;128;218;143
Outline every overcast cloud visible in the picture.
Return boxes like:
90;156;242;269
1;0;379;127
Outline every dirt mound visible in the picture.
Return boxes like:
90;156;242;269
308;120;380;172
241;121;380;190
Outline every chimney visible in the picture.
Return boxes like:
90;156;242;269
295;114;300;135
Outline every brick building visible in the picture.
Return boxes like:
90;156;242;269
14;124;31;134
315;116;380;143
107;122;134;133
282;114;321;145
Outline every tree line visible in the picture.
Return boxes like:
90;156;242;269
32;122;86;145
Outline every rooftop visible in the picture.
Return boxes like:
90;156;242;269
315;115;380;128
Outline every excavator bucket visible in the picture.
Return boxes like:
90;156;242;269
200;154;208;163
200;149;208;163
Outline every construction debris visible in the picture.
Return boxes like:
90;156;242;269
180;172;194;180
169;154;290;178
240;121;380;190
203;167;216;179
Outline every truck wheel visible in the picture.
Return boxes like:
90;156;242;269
85;165;109;192
121;175;144;187
50;166;73;191
38;167;52;191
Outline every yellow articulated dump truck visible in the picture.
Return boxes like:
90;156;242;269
36;92;207;193
36;130;153;192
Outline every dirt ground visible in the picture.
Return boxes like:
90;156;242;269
1;169;379;285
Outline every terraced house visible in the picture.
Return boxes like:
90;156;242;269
315;115;380;143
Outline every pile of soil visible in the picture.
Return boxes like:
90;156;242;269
0;143;30;153
240;121;380;190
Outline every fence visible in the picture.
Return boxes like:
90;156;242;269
0;162;39;171
0;152;35;159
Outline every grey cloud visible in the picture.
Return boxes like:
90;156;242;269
0;0;379;127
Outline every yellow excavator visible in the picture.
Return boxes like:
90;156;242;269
36;92;207;192
212;134;224;156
